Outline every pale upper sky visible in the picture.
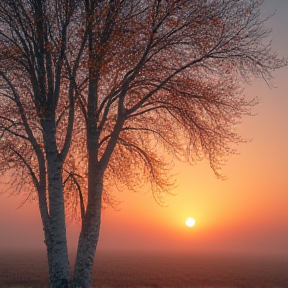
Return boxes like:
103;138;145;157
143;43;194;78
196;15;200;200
0;0;287;256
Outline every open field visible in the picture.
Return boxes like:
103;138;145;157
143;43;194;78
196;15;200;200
0;250;287;288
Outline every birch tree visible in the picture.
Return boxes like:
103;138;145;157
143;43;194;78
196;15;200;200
0;0;285;287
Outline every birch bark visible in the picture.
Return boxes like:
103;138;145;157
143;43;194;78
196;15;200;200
73;178;103;288
41;118;70;287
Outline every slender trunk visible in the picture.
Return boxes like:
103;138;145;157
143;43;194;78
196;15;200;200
72;176;103;288
42;119;70;287
71;37;102;285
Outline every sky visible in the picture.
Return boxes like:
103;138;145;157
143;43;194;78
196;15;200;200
0;0;287;257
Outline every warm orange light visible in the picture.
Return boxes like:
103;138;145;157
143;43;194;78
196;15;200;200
185;217;196;227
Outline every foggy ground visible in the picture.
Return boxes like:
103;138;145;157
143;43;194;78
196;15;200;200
0;250;287;288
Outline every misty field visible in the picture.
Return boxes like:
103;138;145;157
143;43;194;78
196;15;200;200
0;250;287;288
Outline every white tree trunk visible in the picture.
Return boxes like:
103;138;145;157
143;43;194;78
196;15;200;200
72;178;103;288
42;119;70;287
46;160;70;287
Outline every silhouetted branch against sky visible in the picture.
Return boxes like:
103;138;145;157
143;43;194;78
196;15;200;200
0;0;286;218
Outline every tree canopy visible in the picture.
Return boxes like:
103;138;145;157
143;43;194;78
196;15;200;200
1;0;284;209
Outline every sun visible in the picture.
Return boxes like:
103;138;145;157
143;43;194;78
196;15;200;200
185;217;196;227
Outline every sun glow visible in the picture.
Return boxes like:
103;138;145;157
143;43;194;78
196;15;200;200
185;217;196;227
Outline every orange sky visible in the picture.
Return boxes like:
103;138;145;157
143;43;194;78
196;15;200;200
0;0;287;257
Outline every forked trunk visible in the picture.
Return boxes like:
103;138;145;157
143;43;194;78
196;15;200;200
41;119;70;287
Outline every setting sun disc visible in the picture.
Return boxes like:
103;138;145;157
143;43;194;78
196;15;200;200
185;217;196;227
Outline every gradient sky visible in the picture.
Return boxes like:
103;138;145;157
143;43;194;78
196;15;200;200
0;0;287;256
